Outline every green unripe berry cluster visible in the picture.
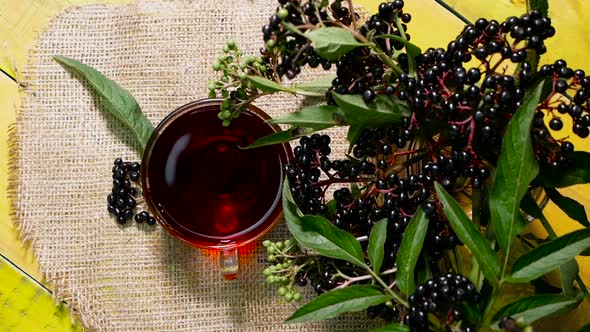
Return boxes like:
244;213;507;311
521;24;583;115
209;40;274;126
261;239;303;302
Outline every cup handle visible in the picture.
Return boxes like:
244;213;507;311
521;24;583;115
218;244;239;280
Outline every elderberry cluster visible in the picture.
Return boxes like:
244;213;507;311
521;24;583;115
285;134;332;215
531;59;590;169
287;128;463;273
383;9;561;185
405;273;480;332
107;158;156;225
328;0;410;102
262;0;361;79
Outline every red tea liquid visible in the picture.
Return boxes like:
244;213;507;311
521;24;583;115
143;103;289;247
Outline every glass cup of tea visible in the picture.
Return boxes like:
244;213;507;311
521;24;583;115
141;99;291;279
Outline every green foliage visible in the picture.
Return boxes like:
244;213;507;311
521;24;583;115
368;218;388;274
54;56;153;153
435;183;501;285
303;27;368;61
396;208;429;295
491;294;581;327
285;286;389;324
510;229;590;282
490;82;543;254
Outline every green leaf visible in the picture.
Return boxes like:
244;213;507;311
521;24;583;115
54;55;153;153
373;34;421;75
490;81;543;254
435;183;501;285
368;218;388;274
282;180;367;268
527;0;549;16
520;191;543;220
579;322;590;332
285;285;388;324
300;215;367;268
347;125;365;153
244;126;329;149
248;75;291;93
332;93;411;127
303;27;368;61
293;74;336;96
372;322;410;332
268;105;345;127
560;259;580;297
325;199;337;218
509;228;590;282
283;179;326;245
396;208;429;295
491;294;581;327
351;182;361;198
546;188;590;227
461;303;483;325
282;21;305;37
535;152;590;188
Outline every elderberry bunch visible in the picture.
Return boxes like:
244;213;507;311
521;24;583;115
263;0;335;79
531;59;590;169
285;134;332;215
405;273;480;332
379;9;561;189
328;0;411;102
287;128;462;274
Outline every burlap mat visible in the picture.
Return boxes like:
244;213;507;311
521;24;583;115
8;0;382;331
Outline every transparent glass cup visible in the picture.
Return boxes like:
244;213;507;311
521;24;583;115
141;99;291;279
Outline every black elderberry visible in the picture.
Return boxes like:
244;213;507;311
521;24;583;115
549;118;563;131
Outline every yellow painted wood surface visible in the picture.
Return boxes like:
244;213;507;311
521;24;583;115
0;255;83;331
0;0;589;330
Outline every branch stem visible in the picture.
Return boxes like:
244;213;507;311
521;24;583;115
432;0;473;25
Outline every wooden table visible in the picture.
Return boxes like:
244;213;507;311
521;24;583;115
1;0;589;330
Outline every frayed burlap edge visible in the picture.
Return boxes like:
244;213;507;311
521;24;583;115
6;4;135;329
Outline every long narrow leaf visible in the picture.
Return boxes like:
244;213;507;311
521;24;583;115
282;180;341;254
527;0;549;16
396;208;429;295
285;285;388;324
491;294;581;327
244;126;331;149
268;105;345;127
546;188;590;227
490;82;543;253
332;93;411;127
510;229;590;282
303;27;368;61
248;75;291;93
300;215;367;268
560;259;580;297
368;218;388;274
54;56;153;152
293;74;336;96
435;183;500;284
